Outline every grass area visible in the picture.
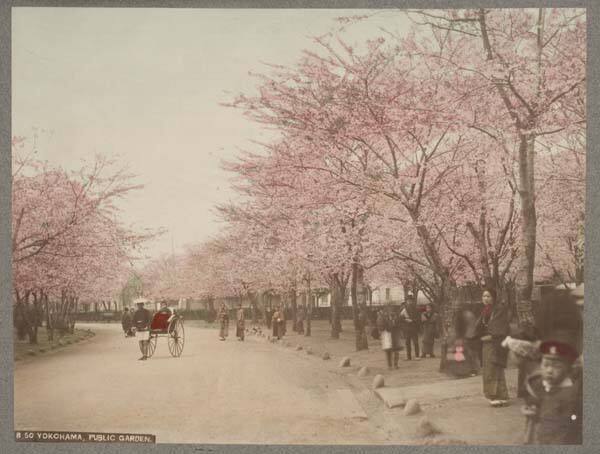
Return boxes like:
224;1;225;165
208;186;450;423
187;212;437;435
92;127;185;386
14;327;95;362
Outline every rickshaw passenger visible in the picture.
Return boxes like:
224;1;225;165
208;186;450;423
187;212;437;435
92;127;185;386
133;302;152;360
158;301;177;332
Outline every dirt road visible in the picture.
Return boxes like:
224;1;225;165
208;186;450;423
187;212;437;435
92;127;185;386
14;323;383;444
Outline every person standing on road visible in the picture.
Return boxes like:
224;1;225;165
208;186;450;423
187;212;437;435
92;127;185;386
121;307;133;337
400;295;421;361
389;308;404;368
236;303;245;341
272;306;283;340
218;303;229;341
377;306;393;369
377;307;402;369
475;288;510;407
420;304;438;358
132;302;152;360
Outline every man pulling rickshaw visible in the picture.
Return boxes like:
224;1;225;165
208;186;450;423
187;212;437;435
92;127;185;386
132;301;152;360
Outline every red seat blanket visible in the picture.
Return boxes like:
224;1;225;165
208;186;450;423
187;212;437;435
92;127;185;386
151;312;171;331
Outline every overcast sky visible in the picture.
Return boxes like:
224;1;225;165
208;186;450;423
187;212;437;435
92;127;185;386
12;8;411;262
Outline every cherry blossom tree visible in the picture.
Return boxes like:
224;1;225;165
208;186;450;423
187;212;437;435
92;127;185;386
228;8;585;331
404;7;586;324
12;138;157;343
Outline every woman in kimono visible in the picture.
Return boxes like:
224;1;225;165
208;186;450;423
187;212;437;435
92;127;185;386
218;303;229;341
475;288;510;407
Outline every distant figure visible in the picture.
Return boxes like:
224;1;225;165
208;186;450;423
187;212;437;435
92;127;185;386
378;307;403;369
474;288;510;407
400;295;421;361
132;302;152;360
121;307;133;337
522;328;582;444
272;306;283;340
236;303;245;341
218;303;229;341
420;304;438;358
377;307;392;368
389;308;404;368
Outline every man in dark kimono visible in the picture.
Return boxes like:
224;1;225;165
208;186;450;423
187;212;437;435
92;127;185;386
400;295;421;360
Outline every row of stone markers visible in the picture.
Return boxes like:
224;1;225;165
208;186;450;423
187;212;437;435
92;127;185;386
246;328;465;443
343;360;448;440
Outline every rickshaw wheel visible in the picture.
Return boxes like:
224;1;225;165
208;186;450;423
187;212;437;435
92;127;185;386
147;334;157;358
168;319;184;357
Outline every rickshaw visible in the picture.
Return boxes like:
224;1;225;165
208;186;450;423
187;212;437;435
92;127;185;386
144;309;185;358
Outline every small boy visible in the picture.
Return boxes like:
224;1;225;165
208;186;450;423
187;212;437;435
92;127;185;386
522;329;582;444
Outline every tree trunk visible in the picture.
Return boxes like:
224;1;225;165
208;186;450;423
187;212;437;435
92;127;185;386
44;293;54;342
515;134;537;328
14;292;31;341
290;288;298;332
476;9;537;328
71;297;78;333
250;294;259;325
330;285;341;339
436;279;458;340
331;275;347;339
29;291;41;344
351;262;368;351
305;277;313;337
